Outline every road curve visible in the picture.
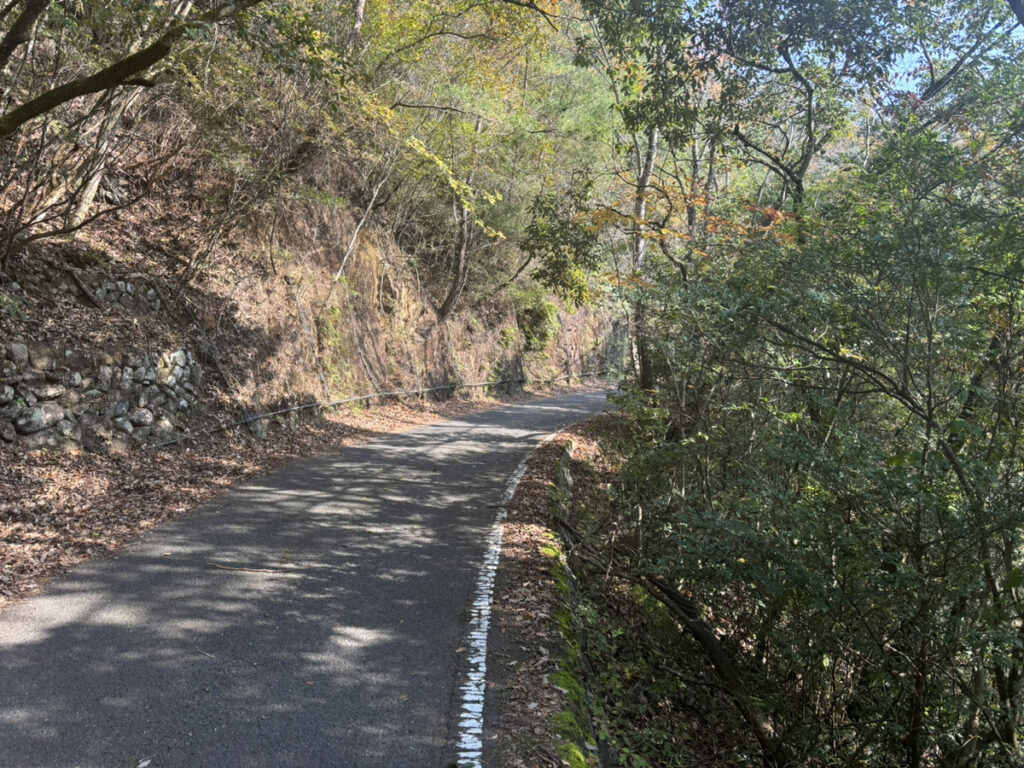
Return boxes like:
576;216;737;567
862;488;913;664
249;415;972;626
0;391;608;768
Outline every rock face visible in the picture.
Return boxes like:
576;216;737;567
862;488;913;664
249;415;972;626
129;408;154;427
32;383;65;400
14;402;64;435
6;343;28;366
0;343;203;452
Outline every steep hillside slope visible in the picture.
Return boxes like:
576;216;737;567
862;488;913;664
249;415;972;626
0;192;619;602
0;186;619;454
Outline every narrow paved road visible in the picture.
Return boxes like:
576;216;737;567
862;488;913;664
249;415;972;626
0;391;608;768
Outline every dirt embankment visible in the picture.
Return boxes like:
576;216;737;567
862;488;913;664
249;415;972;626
0;91;621;643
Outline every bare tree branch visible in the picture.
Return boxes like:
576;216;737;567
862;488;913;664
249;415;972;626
0;0;265;139
0;0;47;72
496;0;557;29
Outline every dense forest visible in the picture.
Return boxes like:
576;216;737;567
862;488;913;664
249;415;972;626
3;0;1024;766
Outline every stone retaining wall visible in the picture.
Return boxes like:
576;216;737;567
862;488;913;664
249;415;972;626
1;341;201;452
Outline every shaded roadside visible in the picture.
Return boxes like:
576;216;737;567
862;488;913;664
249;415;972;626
0;391;609;768
0;384;597;609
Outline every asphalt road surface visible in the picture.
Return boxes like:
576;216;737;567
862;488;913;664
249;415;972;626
0;391;608;768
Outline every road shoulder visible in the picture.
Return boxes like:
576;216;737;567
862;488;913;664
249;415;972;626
484;430;584;767
0;386;597;611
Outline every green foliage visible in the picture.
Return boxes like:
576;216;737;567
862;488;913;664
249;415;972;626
512;285;559;352
565;562;703;767
0;292;24;319
16;1;1024;761
499;326;518;349
567;1;1024;765
521;176;600;306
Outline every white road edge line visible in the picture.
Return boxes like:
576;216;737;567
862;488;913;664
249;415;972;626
455;433;559;768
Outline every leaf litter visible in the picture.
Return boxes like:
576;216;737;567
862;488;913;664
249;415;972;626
0;387;588;610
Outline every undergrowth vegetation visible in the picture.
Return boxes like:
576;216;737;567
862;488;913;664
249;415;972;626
544;1;1024;765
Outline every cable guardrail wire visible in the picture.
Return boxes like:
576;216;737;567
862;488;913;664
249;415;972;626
144;369;614;450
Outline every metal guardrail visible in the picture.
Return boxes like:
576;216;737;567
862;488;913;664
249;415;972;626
145;369;613;450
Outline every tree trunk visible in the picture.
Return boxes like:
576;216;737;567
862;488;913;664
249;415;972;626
436;116;483;322
68;86;142;227
0;0;47;72
633;300;654;390
348;0;366;50
631;125;658;389
436;201;470;322
0;0;262;139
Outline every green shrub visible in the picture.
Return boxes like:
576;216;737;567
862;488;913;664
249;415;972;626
512;285;559;352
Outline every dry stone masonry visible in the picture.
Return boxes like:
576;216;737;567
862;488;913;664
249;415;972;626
92;278;162;314
1;341;202;452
